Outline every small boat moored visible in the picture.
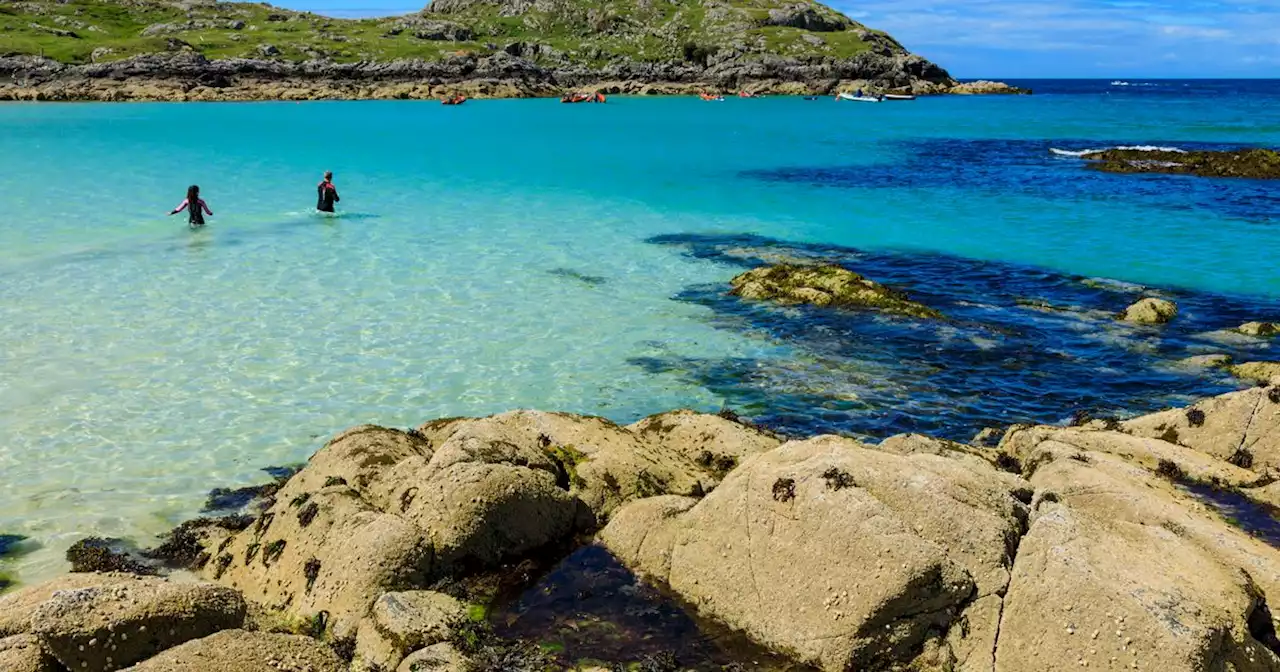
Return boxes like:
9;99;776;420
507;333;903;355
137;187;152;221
836;92;883;103
561;92;606;103
441;95;466;105
699;92;725;101
883;93;917;101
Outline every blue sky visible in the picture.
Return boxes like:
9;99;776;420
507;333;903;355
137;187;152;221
275;0;1280;78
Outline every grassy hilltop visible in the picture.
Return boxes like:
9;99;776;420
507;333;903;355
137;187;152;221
1;0;905;67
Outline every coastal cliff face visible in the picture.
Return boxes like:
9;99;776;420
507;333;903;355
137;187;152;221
0;0;970;100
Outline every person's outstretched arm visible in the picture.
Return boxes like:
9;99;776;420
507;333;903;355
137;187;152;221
169;199;190;215
199;199;213;215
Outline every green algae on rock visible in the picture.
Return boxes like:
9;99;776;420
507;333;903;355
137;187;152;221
1082;147;1280;179
729;264;943;319
1238;322;1280;338
1230;361;1280;385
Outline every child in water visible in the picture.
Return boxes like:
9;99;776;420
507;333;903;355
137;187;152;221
317;171;340;213
169;185;213;227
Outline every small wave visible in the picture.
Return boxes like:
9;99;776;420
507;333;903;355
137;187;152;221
1050;145;1187;157
1110;81;1161;87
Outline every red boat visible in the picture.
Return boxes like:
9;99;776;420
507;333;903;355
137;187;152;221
561;92;606;103
441;95;466;106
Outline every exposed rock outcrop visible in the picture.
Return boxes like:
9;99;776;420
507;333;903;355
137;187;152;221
1232;362;1280;386
30;576;246;671
1119;296;1178;324
1083;147;1280;179
948;80;1031;95
730;263;943;319
1122;383;1280;473
14;384;1280;672
1239;322;1280;338
182;409;777;642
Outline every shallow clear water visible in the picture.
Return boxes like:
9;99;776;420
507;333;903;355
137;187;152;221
2;79;1279;583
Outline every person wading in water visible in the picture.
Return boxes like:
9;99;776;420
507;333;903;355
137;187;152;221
317;171;340;213
169;185;213;227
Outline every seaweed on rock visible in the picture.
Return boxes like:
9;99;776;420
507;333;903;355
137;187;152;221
66;537;157;575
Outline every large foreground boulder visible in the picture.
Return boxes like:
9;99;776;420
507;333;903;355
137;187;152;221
602;434;1030;671
995;435;1280;671
121;629;345;671
729;263;943;319
30;575;246;672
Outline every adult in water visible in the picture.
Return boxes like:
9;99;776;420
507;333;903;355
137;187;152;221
169;185;213;227
317;171;340;213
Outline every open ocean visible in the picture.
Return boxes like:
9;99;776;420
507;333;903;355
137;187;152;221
1;78;1278;582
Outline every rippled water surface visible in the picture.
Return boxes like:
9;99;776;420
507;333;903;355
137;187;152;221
2;79;1279;582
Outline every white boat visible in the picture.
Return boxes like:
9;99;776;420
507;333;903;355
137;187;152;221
836;93;882;102
883;93;916;101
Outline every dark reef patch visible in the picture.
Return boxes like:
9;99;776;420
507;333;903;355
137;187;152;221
202;464;302;514
638;233;1280;441
0;534;33;560
547;268;608;287
740;138;1279;223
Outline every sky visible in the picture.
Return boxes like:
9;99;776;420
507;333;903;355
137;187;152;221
274;0;1280;78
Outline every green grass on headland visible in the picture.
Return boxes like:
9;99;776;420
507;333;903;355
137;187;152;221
0;0;884;66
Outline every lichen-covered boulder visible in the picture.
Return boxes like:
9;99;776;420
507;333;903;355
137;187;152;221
353;591;465;671
729;264;943;319
994;447;1280;671
1118;297;1178;324
1232;362;1280;386
30;576;246;672
0;635;60;672
602;435;1031;671
121;630;345;671
1120;384;1280;472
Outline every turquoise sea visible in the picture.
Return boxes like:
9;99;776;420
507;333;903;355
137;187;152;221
2;79;1279;583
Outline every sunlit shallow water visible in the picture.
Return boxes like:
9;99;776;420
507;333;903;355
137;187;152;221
2;79;1279;583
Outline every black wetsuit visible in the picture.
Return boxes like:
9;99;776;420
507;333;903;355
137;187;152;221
317;181;340;212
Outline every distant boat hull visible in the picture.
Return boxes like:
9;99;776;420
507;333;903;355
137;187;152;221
883;94;916;101
837;93;882;103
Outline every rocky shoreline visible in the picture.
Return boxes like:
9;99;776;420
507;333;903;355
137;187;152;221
3;380;1280;671
0;53;1026;102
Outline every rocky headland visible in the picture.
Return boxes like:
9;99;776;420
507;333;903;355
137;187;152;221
0;0;1023;101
